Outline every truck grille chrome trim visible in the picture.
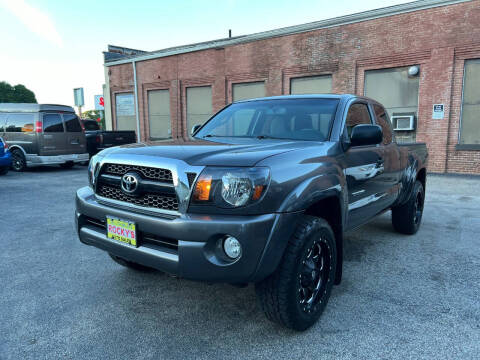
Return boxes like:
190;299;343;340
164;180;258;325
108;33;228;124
103;163;173;183
92;157;204;215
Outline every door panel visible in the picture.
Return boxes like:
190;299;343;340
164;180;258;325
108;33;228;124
63;113;86;154
39;113;66;156
344;146;385;229
342;102;387;230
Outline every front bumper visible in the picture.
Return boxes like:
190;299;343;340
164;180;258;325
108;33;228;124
76;186;301;283
0;151;12;167
27;153;89;166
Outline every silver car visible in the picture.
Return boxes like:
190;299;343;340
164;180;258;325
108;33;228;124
0;103;88;171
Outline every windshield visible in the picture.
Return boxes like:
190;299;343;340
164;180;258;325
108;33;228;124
195;98;339;141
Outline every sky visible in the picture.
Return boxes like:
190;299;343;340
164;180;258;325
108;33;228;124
0;0;411;110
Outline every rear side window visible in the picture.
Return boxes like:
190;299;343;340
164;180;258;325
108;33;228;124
345;103;372;138
4;113;35;132
43;114;64;133
83;120;100;131
373;104;393;145
64;113;83;132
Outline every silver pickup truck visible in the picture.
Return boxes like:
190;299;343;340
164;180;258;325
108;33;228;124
76;94;428;330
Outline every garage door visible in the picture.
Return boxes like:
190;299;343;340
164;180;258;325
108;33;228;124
187;86;212;137
148;89;171;140
115;93;136;131
290;75;332;94
233;82;265;102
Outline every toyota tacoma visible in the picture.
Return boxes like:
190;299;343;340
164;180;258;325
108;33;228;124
76;94;428;330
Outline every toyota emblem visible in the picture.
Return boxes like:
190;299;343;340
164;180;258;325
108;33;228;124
121;172;139;194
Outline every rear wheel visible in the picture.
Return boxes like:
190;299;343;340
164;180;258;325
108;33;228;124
392;180;425;235
255;215;337;331
11;149;26;172
0;167;8;175
60;161;75;169
109;253;154;272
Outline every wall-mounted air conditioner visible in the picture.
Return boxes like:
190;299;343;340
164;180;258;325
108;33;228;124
392;115;415;131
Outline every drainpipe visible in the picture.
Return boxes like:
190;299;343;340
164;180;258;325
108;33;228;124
132;60;141;142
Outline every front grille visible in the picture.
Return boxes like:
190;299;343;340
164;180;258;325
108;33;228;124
104;163;173;183
97;184;179;211
96;163;179;212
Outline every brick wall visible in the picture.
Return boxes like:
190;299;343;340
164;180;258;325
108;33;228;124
107;0;480;174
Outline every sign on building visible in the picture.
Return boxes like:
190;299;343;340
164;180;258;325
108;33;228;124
94;95;105;110
432;104;444;119
73;88;84;107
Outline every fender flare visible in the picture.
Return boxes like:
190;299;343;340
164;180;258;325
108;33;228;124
7;144;27;157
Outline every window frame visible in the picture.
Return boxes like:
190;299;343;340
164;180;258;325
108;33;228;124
458;58;480;147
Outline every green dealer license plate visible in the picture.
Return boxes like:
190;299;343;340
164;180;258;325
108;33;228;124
107;217;137;246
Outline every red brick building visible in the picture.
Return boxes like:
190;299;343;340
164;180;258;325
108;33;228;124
103;0;480;174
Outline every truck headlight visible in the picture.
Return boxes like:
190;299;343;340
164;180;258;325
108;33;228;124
192;167;270;208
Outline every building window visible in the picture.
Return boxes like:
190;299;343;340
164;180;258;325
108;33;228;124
148;89;171;140
290;75;332;94
460;59;480;145
364;66;420;143
232;82;265;102
186;86;212;137
115;93;136;131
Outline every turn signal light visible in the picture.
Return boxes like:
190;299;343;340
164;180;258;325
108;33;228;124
193;175;212;201
252;185;264;201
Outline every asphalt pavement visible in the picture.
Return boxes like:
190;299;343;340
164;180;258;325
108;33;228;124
0;166;479;359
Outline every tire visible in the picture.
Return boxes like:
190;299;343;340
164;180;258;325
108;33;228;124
11;149;26;172
0;167;8;175
255;215;337;331
109;253;154;272
392;180;425;235
60;161;75;169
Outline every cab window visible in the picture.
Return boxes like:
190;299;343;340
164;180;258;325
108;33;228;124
345;103;372;139
372;104;393;145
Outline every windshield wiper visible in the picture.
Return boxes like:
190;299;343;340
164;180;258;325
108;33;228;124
256;135;286;140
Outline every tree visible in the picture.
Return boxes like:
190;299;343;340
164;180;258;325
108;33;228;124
0;81;37;103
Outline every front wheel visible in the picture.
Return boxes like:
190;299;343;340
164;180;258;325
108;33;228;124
255;215;337;331
391;180;425;235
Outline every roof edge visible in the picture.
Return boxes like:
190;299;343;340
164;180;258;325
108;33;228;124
104;0;471;67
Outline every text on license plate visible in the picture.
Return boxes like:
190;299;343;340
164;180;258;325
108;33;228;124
107;217;137;246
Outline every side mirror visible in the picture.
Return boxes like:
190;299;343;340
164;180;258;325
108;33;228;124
350;124;383;146
191;124;202;136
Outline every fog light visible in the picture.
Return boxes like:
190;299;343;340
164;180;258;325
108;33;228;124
223;236;242;259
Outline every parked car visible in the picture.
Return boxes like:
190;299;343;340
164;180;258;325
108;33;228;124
75;94;428;331
0;137;12;175
0;104;88;171
80;119;136;158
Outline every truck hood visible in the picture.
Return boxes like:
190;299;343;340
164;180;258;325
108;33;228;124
99;138;329;167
